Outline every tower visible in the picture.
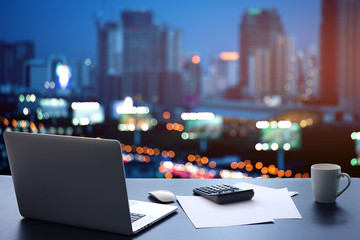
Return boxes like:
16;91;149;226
319;0;360;118
239;9;284;98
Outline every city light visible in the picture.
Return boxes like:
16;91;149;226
181;112;215;120
22;107;29;115
84;58;92;66
71;102;100;110
351;132;360;140
278;120;292;129
256;121;269;129
192;55;201;64
116;106;149;114
220;52;239;61
255;143;263;151
56;64;71;89
283;143;291;151
271;143;279;151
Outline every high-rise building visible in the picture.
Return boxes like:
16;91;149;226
239;9;284;98
272;34;298;99
97;10;183;113
204;52;239;99
300;46;319;101
248;48;271;98
159;28;183;111
122;10;165;103
319;0;360;118
97;22;123;115
0;41;35;93
182;53;201;108
336;0;360;118
319;0;339;105
24;58;47;94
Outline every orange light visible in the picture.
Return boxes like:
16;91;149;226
161;151;168;158
144;156;150;163
3;118;9;127
12;119;17;128
173;123;179;131
168;150;175;158
278;170;285;178
187;154;195;162
261;167;269;174
246;164;253;172
124;145;132;153
295;173;302;178
244;160;251;165
178;124;184;132
30;122;36;131
209;161;217;168
303;173;310;178
237;162;245;169
231;162;238;169
136;147;143;154
166;123;173;131
255;162;263;169
220;52;239;61
154;148;160;156
201;157;209;165
268;164;276;175
147;148;154;156
285;170;292;178
192;55;201;64
163;111;171;120
165;172;173;179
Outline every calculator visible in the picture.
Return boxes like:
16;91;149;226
193;184;254;204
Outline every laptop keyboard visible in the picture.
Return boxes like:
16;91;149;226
130;212;146;223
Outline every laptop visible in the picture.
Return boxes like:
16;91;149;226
3;131;177;235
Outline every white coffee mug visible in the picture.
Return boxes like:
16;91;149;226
311;163;351;203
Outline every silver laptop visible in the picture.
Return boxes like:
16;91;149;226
3;131;177;235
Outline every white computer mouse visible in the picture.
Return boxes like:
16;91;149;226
148;190;176;203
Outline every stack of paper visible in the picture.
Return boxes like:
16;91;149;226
176;182;302;229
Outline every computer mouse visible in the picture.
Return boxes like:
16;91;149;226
148;190;176;203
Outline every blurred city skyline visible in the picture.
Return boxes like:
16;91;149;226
0;0;320;68
1;0;359;178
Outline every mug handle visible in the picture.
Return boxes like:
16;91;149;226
335;173;351;198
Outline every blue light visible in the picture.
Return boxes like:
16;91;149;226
56;64;71;89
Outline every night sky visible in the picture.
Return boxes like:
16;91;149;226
0;0;320;68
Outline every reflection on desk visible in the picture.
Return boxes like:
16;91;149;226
0;176;359;240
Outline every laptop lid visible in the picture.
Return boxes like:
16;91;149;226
4;131;167;235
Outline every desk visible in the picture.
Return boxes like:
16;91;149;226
0;175;359;240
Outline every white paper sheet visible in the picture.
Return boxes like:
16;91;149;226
176;195;274;228
176;182;302;229
233;182;302;219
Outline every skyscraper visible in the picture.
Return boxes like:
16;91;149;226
97;22;123;116
182;53;201;108
159;28;183;111
320;0;360;118
122;10;165;103
97;10;183;113
336;0;360;117
204;52;239;99
319;0;339;105
248;48;271;98
239;9;284;98
0;41;35;93
272;34;298;99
